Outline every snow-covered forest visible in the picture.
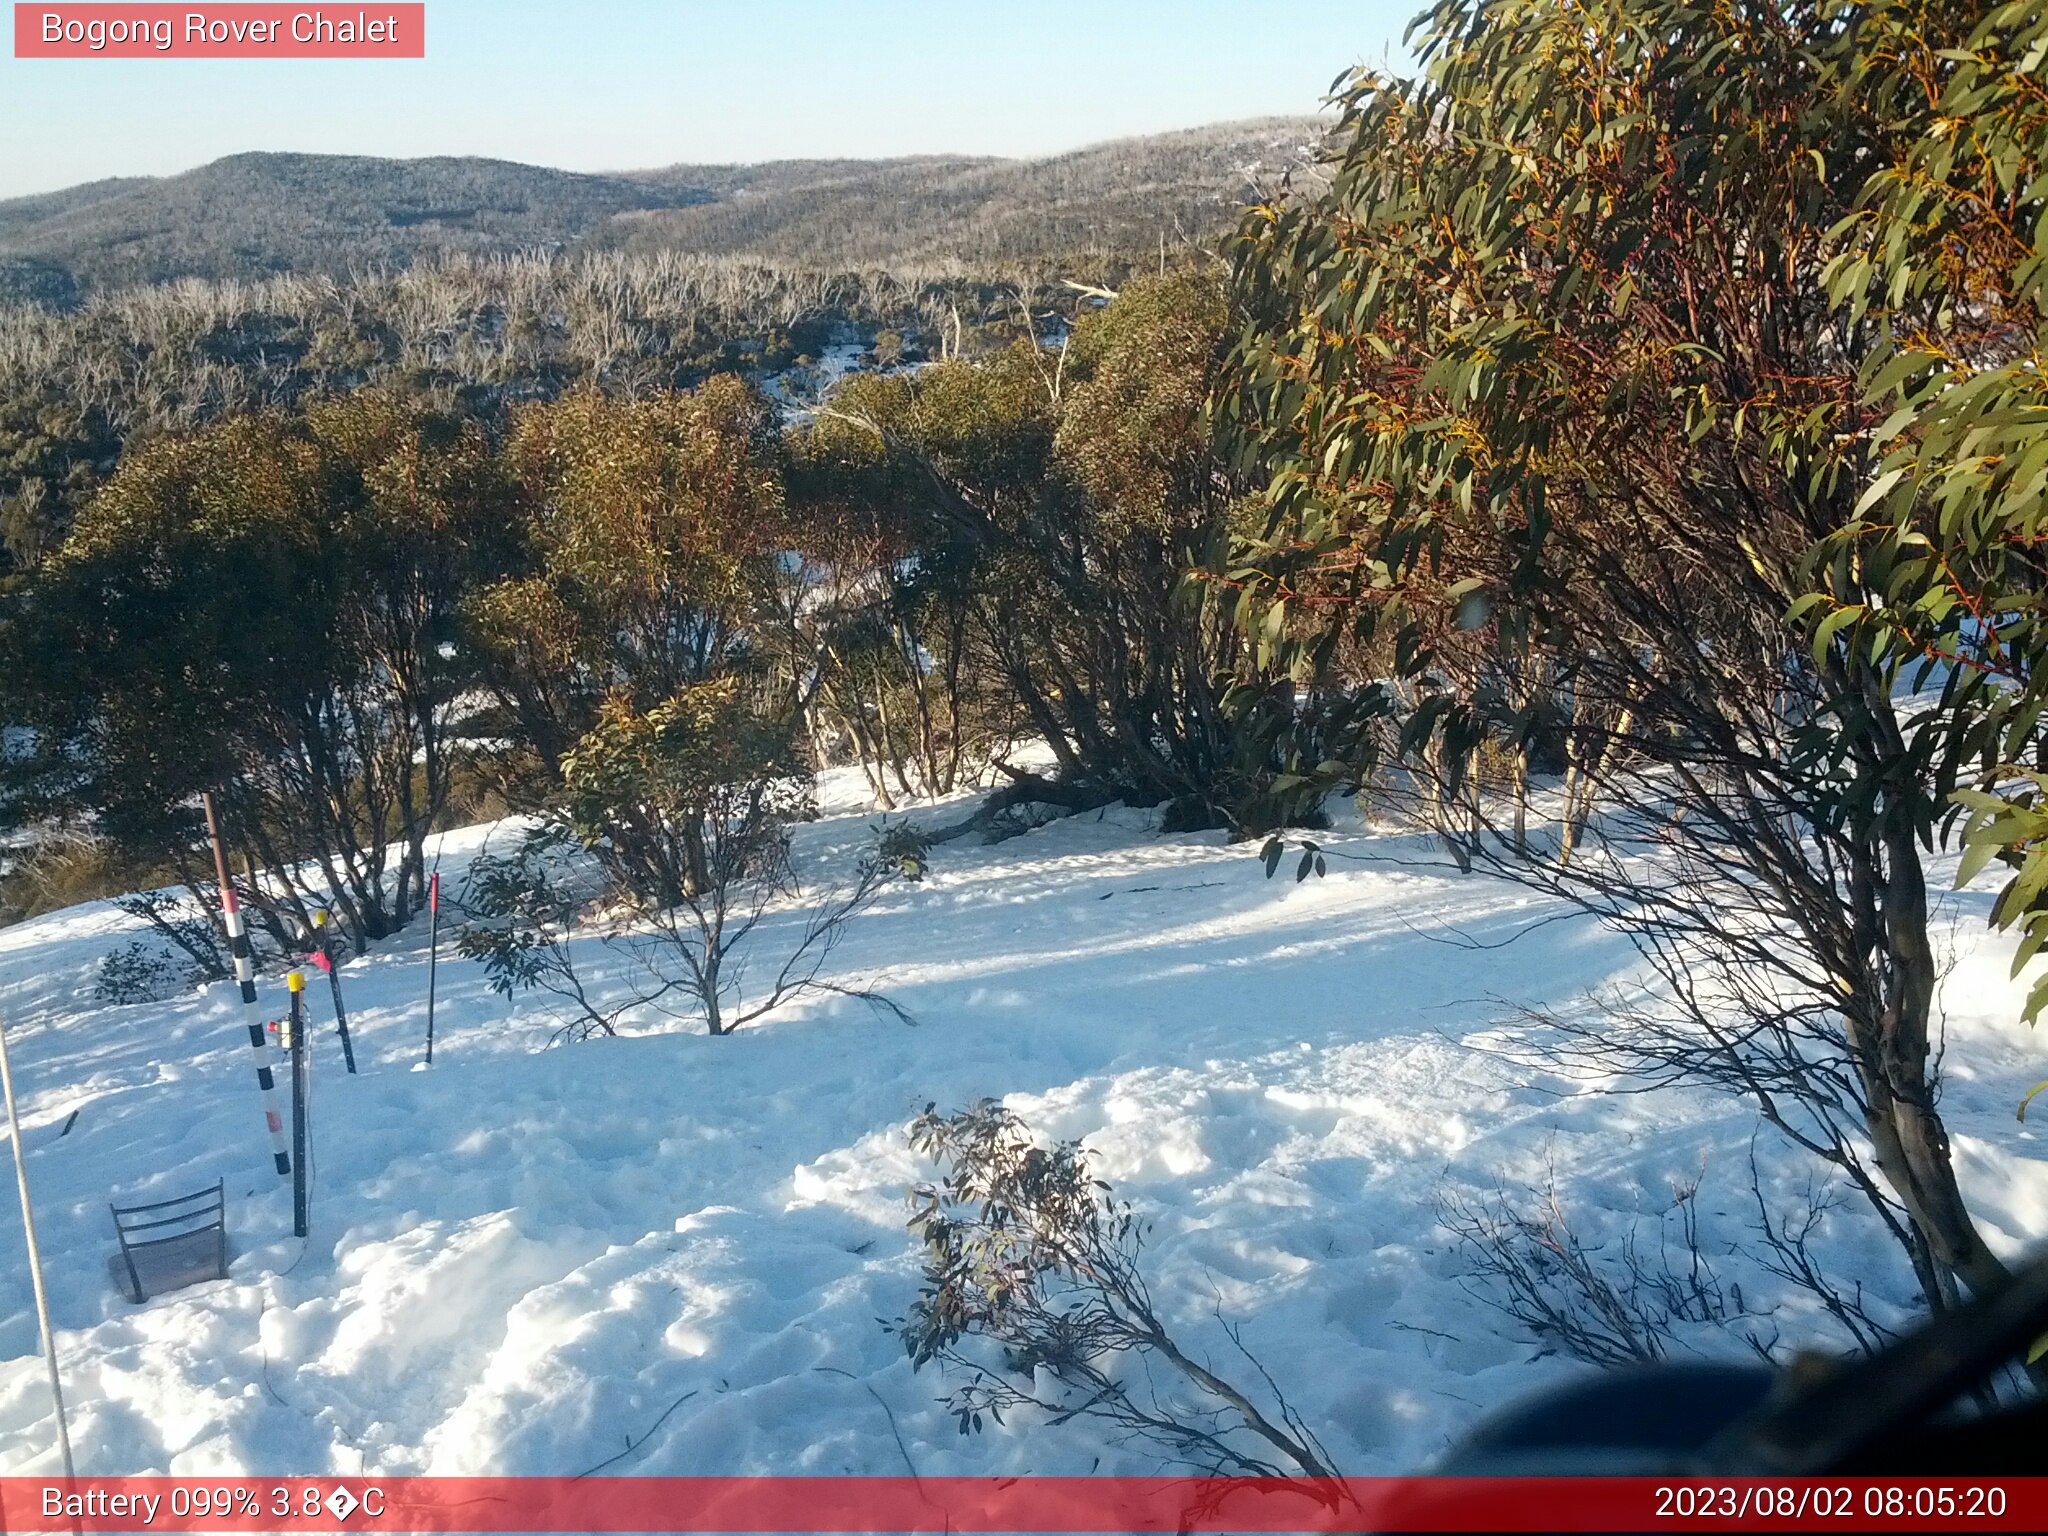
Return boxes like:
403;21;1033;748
0;768;2038;1475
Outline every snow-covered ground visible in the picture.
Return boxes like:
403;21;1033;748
0;770;2044;1477
762;328;877;422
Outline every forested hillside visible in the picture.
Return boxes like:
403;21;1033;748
0;155;708;295
0;251;1113;572
0;116;1320;573
603;118;1322;268
0;118;1320;296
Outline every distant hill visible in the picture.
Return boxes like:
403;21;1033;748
0;118;1325;298
0;154;710;294
607;119;1326;269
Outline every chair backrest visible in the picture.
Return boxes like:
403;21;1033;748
111;1179;225;1247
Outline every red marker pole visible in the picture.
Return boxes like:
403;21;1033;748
309;911;357;1075
423;871;440;1066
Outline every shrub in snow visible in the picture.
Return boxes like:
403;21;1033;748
116;889;230;981
560;680;808;916
875;819;932;882
0;834;135;925
560;681;906;1036
459;711;910;1042
458;824;634;1044
895;1100;1339;1479
1438;1173;1776;1370
93;940;188;1005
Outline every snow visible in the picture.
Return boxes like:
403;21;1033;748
761;327;876;423
1;769;2044;1477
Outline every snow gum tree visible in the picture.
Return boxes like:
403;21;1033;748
1214;0;2043;1318
781;373;1015;808
543;680;901;1037
0;392;510;952
465;377;786;802
1790;6;2048;1111
791;273;1261;828
560;678;804;915
460;378;908;1037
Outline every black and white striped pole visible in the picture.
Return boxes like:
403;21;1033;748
203;792;291;1178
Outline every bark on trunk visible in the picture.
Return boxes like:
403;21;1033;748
1857;821;2014;1303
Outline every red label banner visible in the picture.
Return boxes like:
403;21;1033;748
14;5;424;58
0;1476;2042;1532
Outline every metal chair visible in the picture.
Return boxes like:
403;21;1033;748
108;1179;227;1303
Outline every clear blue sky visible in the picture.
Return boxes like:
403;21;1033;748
0;2;1416;199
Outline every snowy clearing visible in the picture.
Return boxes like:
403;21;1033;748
1;770;2044;1477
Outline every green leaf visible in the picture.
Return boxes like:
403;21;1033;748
1854;467;1905;519
2020;1080;2048;1123
1810;604;1865;667
1955;829;2010;890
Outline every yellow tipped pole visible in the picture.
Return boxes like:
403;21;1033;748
286;972;310;1238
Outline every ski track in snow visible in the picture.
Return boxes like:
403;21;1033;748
0;770;2043;1476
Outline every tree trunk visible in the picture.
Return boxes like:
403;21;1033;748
1424;729;1473;873
1512;744;1530;856
1560;706;1631;866
1466;741;1484;855
1857;818;2014;1304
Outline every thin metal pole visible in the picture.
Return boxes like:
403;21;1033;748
287;973;309;1240
310;912;357;1075
0;1012;76;1479
424;870;440;1066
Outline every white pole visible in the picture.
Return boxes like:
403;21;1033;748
0;1011;76;1479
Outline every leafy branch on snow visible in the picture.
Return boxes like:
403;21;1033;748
893;1100;1340;1480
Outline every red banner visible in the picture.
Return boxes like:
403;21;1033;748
13;5;424;58
0;1476;2043;1532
